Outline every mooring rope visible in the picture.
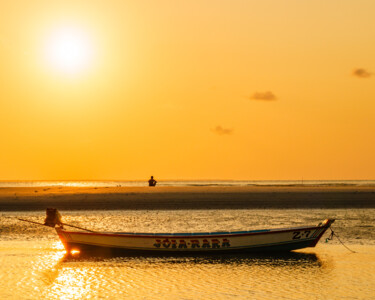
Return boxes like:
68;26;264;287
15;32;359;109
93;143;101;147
326;227;356;253
17;218;96;233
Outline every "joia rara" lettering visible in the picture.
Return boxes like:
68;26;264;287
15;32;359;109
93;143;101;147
153;238;231;249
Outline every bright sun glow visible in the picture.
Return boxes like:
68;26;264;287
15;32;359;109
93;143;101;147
45;27;94;74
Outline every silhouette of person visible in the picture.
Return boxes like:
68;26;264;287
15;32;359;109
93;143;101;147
148;176;157;187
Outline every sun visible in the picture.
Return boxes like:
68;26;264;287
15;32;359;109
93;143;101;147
45;26;94;74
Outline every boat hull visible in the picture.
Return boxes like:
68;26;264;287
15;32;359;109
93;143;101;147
62;239;318;256
56;219;334;256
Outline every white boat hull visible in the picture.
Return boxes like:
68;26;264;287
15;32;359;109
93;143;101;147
56;219;334;255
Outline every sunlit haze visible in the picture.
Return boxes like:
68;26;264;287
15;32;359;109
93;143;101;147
44;26;94;74
0;0;374;180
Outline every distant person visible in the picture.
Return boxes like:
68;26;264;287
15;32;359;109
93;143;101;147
148;176;157;187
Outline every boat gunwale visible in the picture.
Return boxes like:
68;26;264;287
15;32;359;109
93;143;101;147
57;223;331;239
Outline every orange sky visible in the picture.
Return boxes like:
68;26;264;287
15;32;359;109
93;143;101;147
1;0;374;180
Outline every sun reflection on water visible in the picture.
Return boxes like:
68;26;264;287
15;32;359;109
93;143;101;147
52;241;65;251
48;268;92;300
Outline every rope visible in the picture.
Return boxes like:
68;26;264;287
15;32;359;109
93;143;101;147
17;218;48;227
61;222;96;233
326;227;356;253
17;218;96;233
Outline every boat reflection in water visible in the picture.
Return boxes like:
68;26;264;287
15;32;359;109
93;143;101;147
62;250;323;267
60;236;321;261
37;249;327;299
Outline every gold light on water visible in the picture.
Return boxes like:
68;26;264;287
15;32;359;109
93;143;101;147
51;241;65;251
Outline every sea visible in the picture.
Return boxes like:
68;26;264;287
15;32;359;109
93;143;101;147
1;181;375;299
1;179;375;188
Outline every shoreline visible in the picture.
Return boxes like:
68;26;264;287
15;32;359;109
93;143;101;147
1;186;375;211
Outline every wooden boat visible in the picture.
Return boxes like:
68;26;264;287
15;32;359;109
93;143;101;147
18;209;335;255
55;219;335;255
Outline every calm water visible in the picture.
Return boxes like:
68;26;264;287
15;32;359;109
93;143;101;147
1;209;375;299
1;180;375;187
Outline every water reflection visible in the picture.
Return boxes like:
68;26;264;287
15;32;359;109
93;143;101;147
40;253;65;286
36;250;328;299
62;251;322;267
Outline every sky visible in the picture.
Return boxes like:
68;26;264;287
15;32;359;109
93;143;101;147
0;0;374;181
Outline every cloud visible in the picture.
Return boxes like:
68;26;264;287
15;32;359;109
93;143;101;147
211;126;233;136
353;68;372;78
250;91;277;101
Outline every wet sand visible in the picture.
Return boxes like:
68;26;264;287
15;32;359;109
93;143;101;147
1;185;375;211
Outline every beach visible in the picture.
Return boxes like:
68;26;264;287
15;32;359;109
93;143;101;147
1;185;375;211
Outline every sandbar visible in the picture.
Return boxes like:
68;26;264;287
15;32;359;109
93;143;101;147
1;185;375;211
